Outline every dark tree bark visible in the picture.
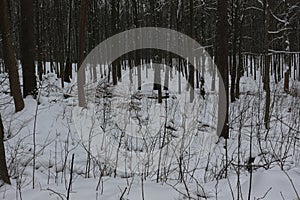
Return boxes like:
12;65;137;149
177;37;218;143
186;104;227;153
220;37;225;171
164;64;170;90
154;63;162;103
0;0;24;112
111;0;118;85
230;0;238;102
116;0;121;81
20;0;37;97
64;0;73;83
0;113;10;184
216;0;229;139
77;0;88;107
131;0;141;90
235;14;244;99
235;38;242;99
35;0;43;81
178;60;182;94
263;0;270;129
56;1;65;88
188;0;195;103
283;1;291;92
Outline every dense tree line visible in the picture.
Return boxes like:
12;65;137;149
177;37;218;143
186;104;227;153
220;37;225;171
0;0;299;186
0;0;298;130
0;0;299;70
0;0;299;134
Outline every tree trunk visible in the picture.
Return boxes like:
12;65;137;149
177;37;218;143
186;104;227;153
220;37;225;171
235;15;244;99
164;64;170;90
298;53;300;81
0;113;11;184
283;0;290;92
211;56;216;91
284;71;289;92
20;0;37;97
263;0;270;129
274;54;277;84
235;43;242;99
64;0;73;83
178;59;181;94
137;57;141;92
77;0;88;107
35;0;43;81
154;63;162;103
132;0;141;90
189;0;195;103
111;0;118;85
230;0;238;102
0;0;24;112
216;0;229;139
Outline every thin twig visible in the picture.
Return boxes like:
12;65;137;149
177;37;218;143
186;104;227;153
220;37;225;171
257;187;272;200
66;154;75;200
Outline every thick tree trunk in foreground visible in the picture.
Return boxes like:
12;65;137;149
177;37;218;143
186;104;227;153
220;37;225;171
20;0;37;97
0;0;24;112
0;113;10;184
216;0;229;139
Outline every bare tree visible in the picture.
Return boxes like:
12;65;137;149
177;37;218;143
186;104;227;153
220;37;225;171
263;0;270;129
20;0;37;97
188;0;195;103
35;0;43;81
111;0;118;85
64;0;73;83
0;113;10;184
78;0;88;107
217;0;229;139
0;0;24;112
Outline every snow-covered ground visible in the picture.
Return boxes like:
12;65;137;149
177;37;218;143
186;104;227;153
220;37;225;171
0;61;299;200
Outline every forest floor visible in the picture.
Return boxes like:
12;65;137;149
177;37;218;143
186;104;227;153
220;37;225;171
0;64;299;200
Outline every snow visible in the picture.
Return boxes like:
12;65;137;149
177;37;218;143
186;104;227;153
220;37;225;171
0;60;300;200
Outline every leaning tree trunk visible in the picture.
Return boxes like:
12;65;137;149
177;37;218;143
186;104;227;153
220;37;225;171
0;0;24;112
0;113;10;184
